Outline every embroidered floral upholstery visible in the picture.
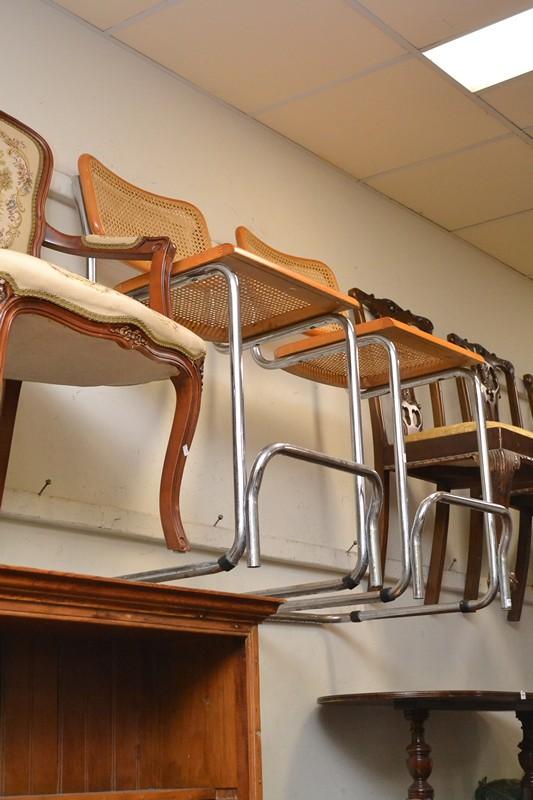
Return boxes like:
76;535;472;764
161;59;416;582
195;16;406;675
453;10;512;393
0;117;43;254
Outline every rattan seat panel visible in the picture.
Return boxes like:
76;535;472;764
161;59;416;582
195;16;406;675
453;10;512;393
120;246;361;343
166;272;316;341
283;341;449;388
276;318;484;389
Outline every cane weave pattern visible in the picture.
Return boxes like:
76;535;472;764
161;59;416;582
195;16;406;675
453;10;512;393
284;341;449;390
236;226;344;336
236;226;339;290
163;273;313;342
83;156;211;261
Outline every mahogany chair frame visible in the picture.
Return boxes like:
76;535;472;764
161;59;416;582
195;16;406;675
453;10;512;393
0;110;204;565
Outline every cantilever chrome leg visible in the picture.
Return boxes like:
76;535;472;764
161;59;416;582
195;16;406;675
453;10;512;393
351;369;513;623
251;331;411;603
359;334;412;603
246;443;382;598
268;367;513;623
122;264;247;582
271;491;512;624
249;312;379;590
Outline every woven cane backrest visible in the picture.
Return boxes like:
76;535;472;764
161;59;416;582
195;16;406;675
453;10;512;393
78;155;211;269
0;111;52;256
235;226;340;290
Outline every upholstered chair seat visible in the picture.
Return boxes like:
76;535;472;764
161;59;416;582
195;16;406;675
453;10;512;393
0;248;206;386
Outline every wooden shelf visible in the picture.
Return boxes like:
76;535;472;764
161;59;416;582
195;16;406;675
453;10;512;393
3;790;237;800
3;791;237;800
0;566;281;800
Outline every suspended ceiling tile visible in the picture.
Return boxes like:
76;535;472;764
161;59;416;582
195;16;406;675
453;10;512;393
113;0;406;113
480;72;533;130
366;136;533;230
52;0;163;30
358;0;533;48
258;58;507;178
456;210;533;276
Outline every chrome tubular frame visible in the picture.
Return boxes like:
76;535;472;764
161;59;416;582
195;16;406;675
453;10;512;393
121;266;381;585
102;242;510;619
246;443;383;598
249;333;412;602
266;368;512;623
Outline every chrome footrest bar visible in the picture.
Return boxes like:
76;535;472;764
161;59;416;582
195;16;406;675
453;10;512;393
246;442;382;598
280;589;382;611
411;491;512;611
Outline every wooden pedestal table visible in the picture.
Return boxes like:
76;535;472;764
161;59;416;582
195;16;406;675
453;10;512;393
0;565;281;800
318;691;533;799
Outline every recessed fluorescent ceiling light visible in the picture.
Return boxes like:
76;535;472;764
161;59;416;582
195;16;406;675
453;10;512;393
423;8;533;92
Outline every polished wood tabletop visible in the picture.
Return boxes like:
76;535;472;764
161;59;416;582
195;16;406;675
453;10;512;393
318;691;533;799
318;690;533;712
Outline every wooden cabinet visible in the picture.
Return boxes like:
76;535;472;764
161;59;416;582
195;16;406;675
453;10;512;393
0;567;280;800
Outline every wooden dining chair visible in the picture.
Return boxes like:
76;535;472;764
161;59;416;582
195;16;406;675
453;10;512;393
343;296;533;622
0;109;206;565
428;335;533;622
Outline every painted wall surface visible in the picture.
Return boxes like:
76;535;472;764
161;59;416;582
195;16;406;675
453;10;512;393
2;1;533;797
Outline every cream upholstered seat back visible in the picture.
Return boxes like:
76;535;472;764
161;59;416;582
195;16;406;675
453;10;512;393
78;155;211;270
0;112;51;256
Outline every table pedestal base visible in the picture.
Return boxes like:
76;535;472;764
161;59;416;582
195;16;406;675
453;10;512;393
405;709;434;800
517;711;533;800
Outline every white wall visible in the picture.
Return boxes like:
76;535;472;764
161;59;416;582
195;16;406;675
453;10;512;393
2;1;533;796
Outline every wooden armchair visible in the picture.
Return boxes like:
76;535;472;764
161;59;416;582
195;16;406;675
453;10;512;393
0;109;206;567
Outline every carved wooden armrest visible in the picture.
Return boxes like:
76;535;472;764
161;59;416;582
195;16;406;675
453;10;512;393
43;225;176;315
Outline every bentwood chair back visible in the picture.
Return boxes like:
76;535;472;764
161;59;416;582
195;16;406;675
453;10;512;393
235;226;340;290
78;154;211;269
0;109;207;564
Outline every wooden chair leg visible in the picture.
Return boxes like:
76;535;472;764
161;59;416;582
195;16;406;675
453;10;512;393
508;508;533;622
464;449;520;601
424;483;450;605
159;361;203;553
380;470;391;578
464;489;484;601
0;379;22;506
